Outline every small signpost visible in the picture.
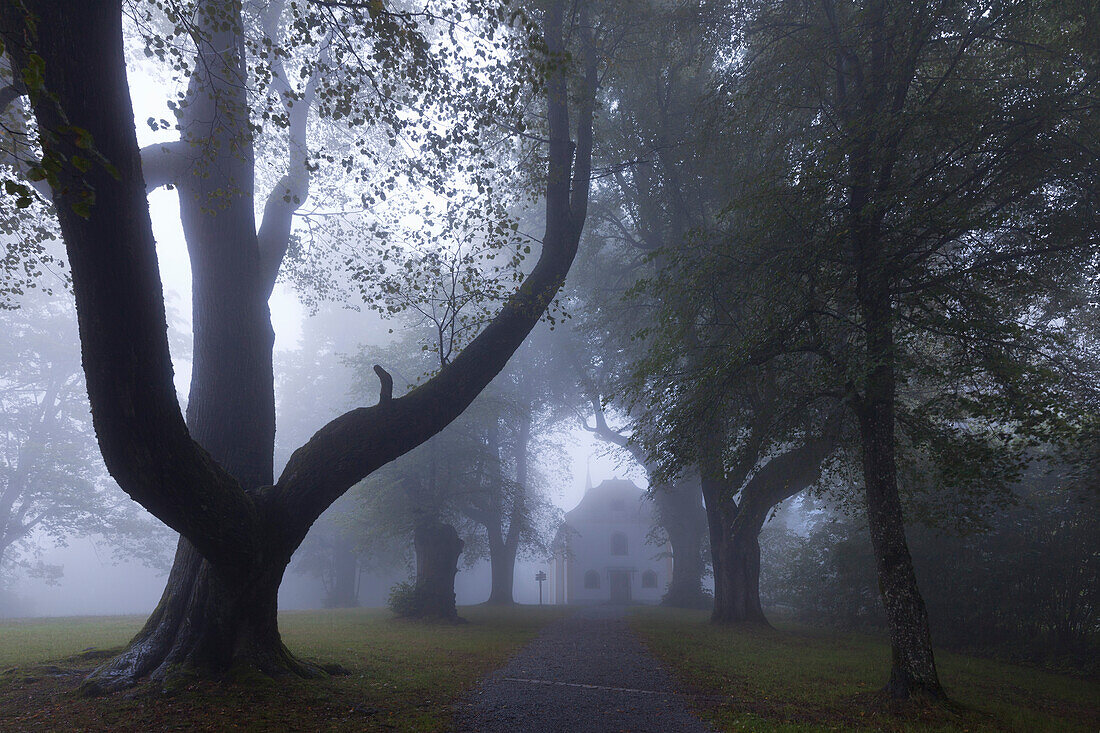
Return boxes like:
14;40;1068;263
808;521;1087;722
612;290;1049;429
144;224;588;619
535;570;547;605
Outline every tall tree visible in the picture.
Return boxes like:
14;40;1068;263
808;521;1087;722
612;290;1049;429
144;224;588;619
457;342;564;606
0;0;597;692
553;0;724;609
716;0;1099;699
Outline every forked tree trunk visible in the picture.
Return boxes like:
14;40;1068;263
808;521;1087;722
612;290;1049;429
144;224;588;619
699;419;839;626
84;4;285;685
700;455;770;626
410;520;464;621
4;0;594;695
82;538;318;695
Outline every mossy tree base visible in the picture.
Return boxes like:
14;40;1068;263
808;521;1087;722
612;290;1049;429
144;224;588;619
80;540;324;696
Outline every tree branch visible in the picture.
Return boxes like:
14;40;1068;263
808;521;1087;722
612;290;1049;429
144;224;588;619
1;1;260;567
0;83;23;114
733;409;843;532
373;364;393;404
139;141;189;192
271;0;598;542
256;9;329;296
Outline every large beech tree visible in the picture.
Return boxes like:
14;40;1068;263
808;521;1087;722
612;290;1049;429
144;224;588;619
0;0;596;693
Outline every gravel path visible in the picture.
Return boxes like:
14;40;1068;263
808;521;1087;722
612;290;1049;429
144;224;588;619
454;606;713;732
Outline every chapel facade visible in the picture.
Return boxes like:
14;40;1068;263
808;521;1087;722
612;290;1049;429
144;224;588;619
551;478;671;604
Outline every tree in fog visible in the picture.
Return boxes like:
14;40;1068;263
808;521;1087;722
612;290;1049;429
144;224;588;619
572;379;711;609
0;291;169;592
454;336;566;606
762;460;1098;671
560;0;842;622
339;331;564;615
624;279;848;627
697;0;1099;699
0;0;596;691
555;0;719;610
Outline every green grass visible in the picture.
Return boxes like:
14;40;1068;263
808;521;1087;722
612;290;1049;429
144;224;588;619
0;605;565;732
0;614;146;667
630;607;1100;732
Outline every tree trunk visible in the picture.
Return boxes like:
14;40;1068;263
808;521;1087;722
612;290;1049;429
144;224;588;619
661;522;708;609
325;535;360;608
708;520;768;625
654;477;710;609
485;535;517;605
700;469;767;625
482;409;524;606
855;230;944;700
857;388;944;699
82;537;319;695
410;520;464;621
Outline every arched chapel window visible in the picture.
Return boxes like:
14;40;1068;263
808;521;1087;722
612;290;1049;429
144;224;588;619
611;532;628;556
584;570;600;589
642;570;658;589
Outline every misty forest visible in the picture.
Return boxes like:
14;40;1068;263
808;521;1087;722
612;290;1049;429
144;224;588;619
0;0;1096;730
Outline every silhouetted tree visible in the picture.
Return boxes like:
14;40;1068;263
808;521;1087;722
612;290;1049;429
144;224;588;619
0;0;596;691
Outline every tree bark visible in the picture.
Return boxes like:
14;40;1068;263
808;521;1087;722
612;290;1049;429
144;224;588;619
708;525;767;625
81;536;321;695
174;0;276;495
854;284;944;700
701;468;769;626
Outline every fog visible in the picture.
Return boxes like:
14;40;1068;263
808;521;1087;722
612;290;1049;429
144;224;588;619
2;434;641;618
0;1;1096;722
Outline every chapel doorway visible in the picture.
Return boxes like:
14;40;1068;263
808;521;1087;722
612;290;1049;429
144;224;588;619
609;569;631;604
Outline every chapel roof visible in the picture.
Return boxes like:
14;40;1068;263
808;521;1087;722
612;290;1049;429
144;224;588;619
563;478;652;525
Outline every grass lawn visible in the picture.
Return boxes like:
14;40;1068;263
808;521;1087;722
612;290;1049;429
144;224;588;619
630;607;1100;732
0;604;565;732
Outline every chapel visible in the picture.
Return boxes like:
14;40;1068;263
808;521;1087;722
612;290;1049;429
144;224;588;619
550;477;671;604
